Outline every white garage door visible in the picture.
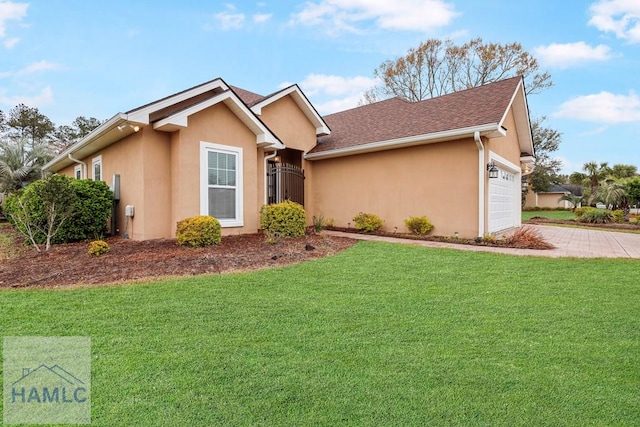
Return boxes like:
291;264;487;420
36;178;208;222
488;167;518;233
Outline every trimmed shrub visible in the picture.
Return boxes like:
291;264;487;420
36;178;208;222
612;210;625;223
176;216;222;247
352;212;384;233
260;201;306;238
404;216;434;235
88;240;110;256
578;209;614;224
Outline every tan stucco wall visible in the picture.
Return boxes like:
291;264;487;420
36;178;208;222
170;102;260;236
525;192;567;208
58;132;154;239
309;138;480;237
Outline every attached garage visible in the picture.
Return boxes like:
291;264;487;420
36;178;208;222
488;162;521;233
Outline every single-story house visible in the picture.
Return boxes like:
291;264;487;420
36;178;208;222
525;184;583;209
44;75;535;240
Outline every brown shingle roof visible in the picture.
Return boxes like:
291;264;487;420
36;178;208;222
229;85;266;107
310;76;522;154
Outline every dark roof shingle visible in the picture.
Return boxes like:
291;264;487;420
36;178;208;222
310;76;522;154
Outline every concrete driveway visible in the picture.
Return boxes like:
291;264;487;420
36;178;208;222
326;225;640;258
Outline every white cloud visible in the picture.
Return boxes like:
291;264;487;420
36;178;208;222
554;91;640;123
0;60;62;78
288;73;379;114
18;60;62;75
588;0;640;43
214;4;245;30
0;85;54;108
290;0;458;35
0;0;27;39
253;13;272;24
3;36;18;48
534;42;612;68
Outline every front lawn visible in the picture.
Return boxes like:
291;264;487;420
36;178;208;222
522;210;575;221
1;242;639;425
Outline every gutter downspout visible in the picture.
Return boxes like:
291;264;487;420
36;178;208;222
68;154;87;179
264;151;277;205
474;131;485;237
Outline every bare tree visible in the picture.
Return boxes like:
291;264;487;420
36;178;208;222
362;37;552;103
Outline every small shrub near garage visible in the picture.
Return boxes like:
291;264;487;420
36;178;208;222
352;212;384;233
404;216;434;235
88;240;110;256
578;209;614;224
260;200;306;238
176;216;222;247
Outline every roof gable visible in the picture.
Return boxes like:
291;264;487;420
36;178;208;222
251;85;330;136
307;76;532;159
44;78;285;172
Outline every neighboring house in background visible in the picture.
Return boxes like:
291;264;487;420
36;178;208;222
525;184;583;209
44;76;535;240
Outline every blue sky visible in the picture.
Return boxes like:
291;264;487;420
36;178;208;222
0;0;638;174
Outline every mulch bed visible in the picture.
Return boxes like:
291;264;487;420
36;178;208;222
0;231;356;289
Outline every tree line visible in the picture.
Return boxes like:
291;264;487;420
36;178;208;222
0;104;102;193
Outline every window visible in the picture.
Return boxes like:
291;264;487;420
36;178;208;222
200;142;243;227
74;165;82;179
92;156;102;181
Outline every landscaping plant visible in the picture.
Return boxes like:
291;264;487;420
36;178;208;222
404;216;434;235
88;240;110;256
352;212;384;232
176;215;222;247
260;200;306;238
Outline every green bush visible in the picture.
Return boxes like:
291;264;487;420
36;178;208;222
4;177;114;245
578;209;614;224
574;206;594;219
352;212;384;232
88;240;110;256
176;216;222;247
260;201;306;238
56;179;113;243
612;210;625;223
404;216;434;235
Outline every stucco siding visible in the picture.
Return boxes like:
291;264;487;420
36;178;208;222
310;139;479;238
172;102;261;236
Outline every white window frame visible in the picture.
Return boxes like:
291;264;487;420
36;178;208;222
74;164;82;179
91;156;103;181
200;142;243;227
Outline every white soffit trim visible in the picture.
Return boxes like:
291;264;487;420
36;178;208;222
127;79;229;124
251;85;330;136
43;113;132;172
305;124;505;160
153;91;284;149
498;79;534;156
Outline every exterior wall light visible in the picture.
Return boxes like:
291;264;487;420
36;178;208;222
487;162;499;179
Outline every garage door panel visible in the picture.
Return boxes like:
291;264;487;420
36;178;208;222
489;168;518;233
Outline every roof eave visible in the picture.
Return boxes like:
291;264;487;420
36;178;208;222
43;113;140;172
305;124;504;160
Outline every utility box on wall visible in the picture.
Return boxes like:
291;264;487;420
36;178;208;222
125;205;135;218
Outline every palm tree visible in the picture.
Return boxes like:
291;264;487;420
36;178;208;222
583;161;610;205
0;138;52;193
557;193;583;211
600;182;630;221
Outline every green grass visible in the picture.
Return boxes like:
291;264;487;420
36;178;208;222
1;242;639;426
522;210;576;221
